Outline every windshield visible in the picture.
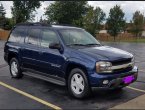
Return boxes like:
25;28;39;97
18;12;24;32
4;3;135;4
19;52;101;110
59;29;101;46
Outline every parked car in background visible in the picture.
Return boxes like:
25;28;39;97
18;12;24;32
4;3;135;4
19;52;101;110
4;23;138;98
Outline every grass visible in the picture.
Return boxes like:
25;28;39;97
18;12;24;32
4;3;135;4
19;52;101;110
99;38;145;43
127;38;145;43
114;39;145;43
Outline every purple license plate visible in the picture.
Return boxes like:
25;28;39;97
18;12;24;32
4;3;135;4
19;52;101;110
123;75;135;84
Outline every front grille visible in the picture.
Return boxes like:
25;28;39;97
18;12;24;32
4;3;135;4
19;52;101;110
112;58;132;66
111;58;133;73
113;66;133;73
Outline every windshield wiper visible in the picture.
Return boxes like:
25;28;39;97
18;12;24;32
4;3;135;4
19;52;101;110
67;43;101;46
85;43;101;46
67;44;86;46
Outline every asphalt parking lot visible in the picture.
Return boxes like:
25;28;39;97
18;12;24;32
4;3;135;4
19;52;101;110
0;41;145;109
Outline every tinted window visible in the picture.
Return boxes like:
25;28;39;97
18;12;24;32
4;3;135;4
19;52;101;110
27;28;41;45
8;27;27;43
40;29;59;47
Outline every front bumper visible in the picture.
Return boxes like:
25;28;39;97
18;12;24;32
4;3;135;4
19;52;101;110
89;66;138;89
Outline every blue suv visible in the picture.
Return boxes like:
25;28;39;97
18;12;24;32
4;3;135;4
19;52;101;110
4;23;138;98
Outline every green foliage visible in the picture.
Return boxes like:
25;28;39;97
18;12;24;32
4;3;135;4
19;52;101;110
0;3;6;28
11;1;41;24
0;3;5;17
83;6;106;36
130;11;144;37
45;1;88;26
4;18;14;30
106;5;125;41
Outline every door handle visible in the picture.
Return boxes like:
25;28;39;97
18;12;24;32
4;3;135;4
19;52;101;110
27;42;32;45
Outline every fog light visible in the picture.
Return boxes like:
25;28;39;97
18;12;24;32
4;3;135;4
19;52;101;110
103;80;109;84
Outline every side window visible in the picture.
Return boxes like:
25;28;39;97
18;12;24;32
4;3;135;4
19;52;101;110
8;27;27;43
40;29;59;47
27;28;40;45
19;28;27;43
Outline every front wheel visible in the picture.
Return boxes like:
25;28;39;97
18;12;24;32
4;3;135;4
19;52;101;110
68;68;91;99
9;58;23;79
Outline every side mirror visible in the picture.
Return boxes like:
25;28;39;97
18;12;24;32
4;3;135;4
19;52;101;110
49;42;61;50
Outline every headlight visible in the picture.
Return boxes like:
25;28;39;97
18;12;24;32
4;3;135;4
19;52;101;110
96;61;112;73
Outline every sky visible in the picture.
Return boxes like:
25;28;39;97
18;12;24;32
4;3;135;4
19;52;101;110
0;1;145;23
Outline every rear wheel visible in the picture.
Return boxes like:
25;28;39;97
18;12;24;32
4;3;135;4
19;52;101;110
9;58;23;79
68;68;91;99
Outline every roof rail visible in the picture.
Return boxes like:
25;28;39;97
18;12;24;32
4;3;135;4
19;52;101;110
15;22;51;27
52;23;77;27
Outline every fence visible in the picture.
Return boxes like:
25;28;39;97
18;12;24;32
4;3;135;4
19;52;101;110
96;33;142;42
0;30;10;40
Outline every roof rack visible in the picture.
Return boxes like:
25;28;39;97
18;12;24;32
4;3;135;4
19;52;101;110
15;22;51;27
52;23;77;27
14;22;81;29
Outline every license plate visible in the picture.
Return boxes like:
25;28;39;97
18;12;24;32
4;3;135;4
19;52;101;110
123;75;135;84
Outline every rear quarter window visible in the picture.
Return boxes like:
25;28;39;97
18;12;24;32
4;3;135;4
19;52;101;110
8;27;27;43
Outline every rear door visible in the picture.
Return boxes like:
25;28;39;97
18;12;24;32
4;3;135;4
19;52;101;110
21;27;41;71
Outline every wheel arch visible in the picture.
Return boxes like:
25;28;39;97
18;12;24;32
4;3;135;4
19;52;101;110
8;52;19;64
64;62;89;83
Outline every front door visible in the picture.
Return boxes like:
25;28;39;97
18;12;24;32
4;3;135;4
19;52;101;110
38;29;65;78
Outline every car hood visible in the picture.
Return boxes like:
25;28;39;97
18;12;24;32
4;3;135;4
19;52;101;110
78;46;133;61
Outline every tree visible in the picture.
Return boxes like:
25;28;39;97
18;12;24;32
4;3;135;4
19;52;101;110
39;16;43;22
106;5;125;41
122;18;127;33
130;11;144;37
83;6;106;36
0;3;6;28
45;1;88;27
11;1;41;24
4;18;13;30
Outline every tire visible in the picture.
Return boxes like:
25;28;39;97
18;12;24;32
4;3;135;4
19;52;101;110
9;58;23;79
68;68;91;99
